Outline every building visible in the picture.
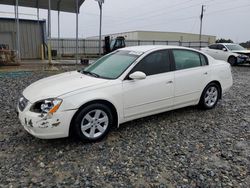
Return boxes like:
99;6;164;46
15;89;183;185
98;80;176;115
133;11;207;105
88;30;216;44
0;17;46;59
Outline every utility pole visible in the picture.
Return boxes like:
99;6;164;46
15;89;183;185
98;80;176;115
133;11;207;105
199;5;205;48
48;0;52;65
76;0;79;65
95;0;104;56
15;0;21;62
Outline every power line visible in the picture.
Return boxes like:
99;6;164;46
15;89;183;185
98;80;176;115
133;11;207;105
81;0;250;36
141;2;250;27
102;4;250;35
123;15;198;30
190;17;198;33
83;0;197;23
84;0;249;23
78;0;210;27
95;2;202;28
206;3;250;15
131;0;194;18
85;1;214;33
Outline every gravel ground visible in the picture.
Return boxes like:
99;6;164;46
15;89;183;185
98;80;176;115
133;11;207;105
0;66;249;187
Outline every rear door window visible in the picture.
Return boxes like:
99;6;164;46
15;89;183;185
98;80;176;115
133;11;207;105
172;49;204;70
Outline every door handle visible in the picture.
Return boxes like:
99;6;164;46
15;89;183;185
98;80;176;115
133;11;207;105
166;80;173;84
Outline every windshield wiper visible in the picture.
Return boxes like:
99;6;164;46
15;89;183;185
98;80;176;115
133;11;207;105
81;70;100;78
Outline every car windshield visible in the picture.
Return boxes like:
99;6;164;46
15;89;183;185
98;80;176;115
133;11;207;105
225;44;245;51
110;40;115;51
83;50;141;79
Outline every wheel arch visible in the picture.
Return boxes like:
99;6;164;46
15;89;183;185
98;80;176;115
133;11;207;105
227;55;237;63
204;80;222;99
198;80;222;109
69;99;119;137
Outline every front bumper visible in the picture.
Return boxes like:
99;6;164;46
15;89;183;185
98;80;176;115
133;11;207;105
17;102;77;139
237;56;250;64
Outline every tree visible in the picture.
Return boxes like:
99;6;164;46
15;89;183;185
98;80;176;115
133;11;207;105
215;38;234;43
240;41;250;48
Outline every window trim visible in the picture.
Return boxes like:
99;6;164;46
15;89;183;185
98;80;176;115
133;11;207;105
217;44;225;51
124;49;173;80
208;44;218;50
170;49;209;71
199;53;209;66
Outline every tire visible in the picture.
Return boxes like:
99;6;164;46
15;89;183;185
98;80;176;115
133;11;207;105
73;103;113;142
228;56;237;66
199;83;220;110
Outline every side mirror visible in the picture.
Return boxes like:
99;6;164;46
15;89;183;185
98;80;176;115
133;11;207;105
129;71;146;80
222;48;227;51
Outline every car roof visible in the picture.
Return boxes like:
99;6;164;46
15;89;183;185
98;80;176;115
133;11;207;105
119;45;195;53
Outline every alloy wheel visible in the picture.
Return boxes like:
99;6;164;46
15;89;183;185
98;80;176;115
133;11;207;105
80;109;109;139
204;86;218;108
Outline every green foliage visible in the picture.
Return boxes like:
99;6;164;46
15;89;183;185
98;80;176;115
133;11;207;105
215;38;234;43
240;41;250;48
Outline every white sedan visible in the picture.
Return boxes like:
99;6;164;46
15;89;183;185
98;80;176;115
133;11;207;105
201;43;250;65
17;46;233;142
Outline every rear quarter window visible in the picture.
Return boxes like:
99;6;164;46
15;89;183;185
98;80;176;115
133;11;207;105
200;54;209;66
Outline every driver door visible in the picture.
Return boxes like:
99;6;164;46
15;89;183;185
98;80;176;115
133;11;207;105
122;50;174;120
217;44;232;61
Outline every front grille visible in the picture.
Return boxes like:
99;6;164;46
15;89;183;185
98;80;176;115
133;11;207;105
238;53;250;58
246;53;250;59
18;96;28;111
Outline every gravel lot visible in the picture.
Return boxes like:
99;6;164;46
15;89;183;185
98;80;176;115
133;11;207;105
0;66;249;187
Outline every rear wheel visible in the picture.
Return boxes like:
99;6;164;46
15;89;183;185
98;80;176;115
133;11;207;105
228;56;237;66
73;103;113;142
199;83;220;109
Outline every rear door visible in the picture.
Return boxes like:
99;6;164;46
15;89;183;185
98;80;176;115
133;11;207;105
171;49;211;108
202;44;218;58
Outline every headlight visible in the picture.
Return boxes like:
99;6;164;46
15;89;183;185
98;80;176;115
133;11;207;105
30;98;63;114
238;54;248;59
18;96;29;112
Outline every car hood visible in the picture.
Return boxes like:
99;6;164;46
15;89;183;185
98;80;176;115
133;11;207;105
23;71;109;103
231;50;250;54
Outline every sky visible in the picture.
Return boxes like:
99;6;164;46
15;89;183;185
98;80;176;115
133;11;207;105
0;0;250;43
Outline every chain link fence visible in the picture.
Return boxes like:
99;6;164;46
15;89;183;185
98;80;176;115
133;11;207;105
51;38;209;57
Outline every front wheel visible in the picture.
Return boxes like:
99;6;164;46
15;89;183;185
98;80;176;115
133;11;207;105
228;56;237;66
73;103;113;142
199;83;220;109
